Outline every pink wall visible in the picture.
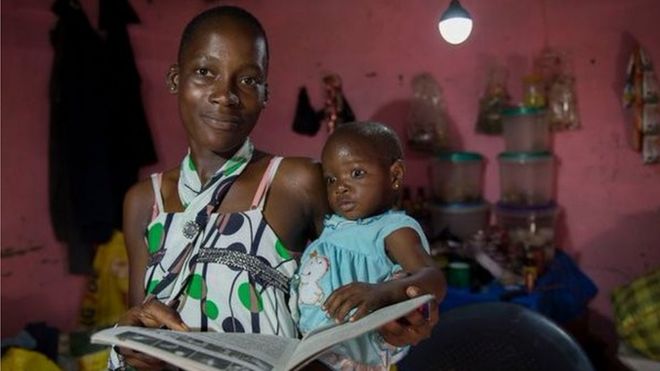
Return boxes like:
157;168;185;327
2;0;659;341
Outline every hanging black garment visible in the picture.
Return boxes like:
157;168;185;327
291;87;321;136
340;95;356;124
99;0;157;227
48;0;156;274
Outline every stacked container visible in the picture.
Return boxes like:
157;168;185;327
496;107;559;269
499;152;555;206
429;151;490;241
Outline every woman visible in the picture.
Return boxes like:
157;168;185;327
112;6;437;370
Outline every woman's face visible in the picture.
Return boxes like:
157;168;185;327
174;18;268;155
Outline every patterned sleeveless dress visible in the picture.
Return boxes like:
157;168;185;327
142;156;298;337
108;141;301;369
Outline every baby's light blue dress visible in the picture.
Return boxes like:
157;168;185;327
293;210;430;370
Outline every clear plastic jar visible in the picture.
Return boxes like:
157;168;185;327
498;151;555;207
430;151;484;204
494;202;559;264
502;106;551;152
548;76;580;131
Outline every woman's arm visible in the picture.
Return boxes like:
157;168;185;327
378;285;440;347
265;157;330;252
122;179;154;307
116;178;189;369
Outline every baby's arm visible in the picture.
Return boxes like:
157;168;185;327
324;227;446;322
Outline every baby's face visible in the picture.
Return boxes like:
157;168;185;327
321;137;395;220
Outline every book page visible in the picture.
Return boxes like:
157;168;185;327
287;294;434;369
92;327;299;371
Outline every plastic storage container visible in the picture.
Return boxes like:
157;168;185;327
428;202;490;241
495;202;559;262
498;151;555;207
431;151;484;204
502;106;550;152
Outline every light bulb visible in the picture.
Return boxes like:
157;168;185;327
438;17;473;45
438;0;473;45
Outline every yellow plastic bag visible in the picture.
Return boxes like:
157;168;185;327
1;348;61;371
612;268;660;360
79;230;129;328
78;348;111;371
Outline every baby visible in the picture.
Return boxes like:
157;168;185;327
294;121;446;370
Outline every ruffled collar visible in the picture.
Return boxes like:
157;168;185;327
323;209;402;230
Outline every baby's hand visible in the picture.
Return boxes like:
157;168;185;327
323;283;391;323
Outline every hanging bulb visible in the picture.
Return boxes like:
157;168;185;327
438;0;473;45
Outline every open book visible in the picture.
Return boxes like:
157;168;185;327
92;294;433;371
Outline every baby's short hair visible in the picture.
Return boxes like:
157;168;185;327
331;121;403;164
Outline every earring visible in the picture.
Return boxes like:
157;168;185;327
393;183;400;190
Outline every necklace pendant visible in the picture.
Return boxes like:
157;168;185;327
183;220;201;239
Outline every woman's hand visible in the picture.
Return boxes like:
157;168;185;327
115;298;189;370
377;286;439;347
